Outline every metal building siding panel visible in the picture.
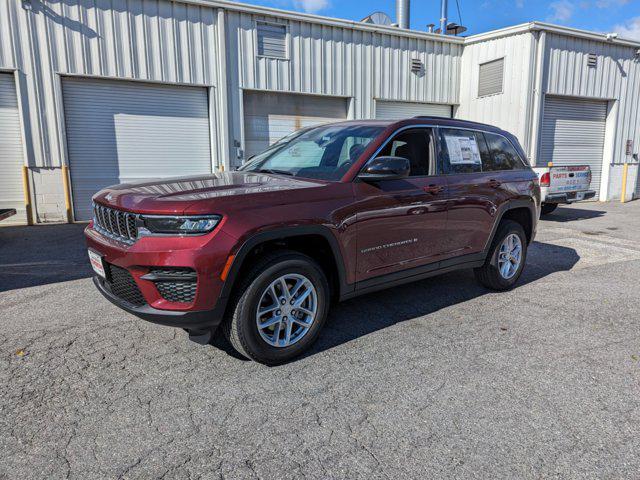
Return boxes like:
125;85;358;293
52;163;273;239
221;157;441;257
544;32;640;198
457;33;534;149
233;10;461;112
62;77;212;220
540;96;607;196
2;0;219;168
0;73;27;224
242;91;347;157
375;100;452;119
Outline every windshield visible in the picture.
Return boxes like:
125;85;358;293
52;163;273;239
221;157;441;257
239;124;384;181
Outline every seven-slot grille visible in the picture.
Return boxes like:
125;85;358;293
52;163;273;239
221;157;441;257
93;203;138;244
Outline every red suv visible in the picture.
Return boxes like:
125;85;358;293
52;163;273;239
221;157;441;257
86;118;540;364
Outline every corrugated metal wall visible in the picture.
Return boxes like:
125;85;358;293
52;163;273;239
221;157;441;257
457;33;535;153
544;33;640;198
226;10;462;130
0;0;220;168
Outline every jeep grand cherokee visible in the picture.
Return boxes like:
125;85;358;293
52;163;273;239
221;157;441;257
86;118;540;365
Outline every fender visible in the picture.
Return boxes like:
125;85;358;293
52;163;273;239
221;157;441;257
218;225;353;305
481;198;538;257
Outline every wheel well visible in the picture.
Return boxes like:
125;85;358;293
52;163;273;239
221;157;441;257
233;234;341;298
501;207;533;243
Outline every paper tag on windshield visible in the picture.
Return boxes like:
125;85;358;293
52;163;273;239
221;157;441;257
445;135;481;165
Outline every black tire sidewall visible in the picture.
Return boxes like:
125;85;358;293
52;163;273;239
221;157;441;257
234;256;329;364
487;222;528;289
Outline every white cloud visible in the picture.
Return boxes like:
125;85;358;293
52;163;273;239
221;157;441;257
613;16;640;40
595;0;628;7
292;0;330;13
547;0;574;22
515;0;525;7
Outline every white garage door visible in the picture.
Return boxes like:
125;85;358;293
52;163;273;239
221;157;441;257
540;96;607;198
0;73;26;225
243;92;348;159
375;100;452;120
63;78;212;220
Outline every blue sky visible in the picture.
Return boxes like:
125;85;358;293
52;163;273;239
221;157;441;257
241;0;640;40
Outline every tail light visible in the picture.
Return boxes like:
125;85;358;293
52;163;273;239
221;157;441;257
540;172;550;187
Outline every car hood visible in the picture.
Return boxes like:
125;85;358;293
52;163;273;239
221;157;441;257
92;171;327;214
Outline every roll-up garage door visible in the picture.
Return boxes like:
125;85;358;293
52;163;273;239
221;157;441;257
0;73;26;225
243;92;348;159
540;96;607;198
375;100;452;120
62;78;212;221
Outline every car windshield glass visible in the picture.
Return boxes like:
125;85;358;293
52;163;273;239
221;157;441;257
240;124;384;181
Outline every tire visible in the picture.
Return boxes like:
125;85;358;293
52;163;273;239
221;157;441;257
222;250;330;365
540;203;558;216
474;220;528;291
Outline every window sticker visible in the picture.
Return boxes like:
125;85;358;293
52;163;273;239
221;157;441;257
445;135;481;165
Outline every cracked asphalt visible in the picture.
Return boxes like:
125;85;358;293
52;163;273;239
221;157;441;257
1;201;640;479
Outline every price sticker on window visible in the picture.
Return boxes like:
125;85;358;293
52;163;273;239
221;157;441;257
445;135;481;165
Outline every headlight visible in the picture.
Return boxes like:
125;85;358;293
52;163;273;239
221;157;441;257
141;215;222;235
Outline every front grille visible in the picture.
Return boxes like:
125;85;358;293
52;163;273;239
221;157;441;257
148;267;197;303
105;264;146;306
93;203;138;244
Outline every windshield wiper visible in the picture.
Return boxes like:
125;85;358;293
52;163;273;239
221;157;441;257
256;168;294;176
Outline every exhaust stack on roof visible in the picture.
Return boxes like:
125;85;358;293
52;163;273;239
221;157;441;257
396;0;410;29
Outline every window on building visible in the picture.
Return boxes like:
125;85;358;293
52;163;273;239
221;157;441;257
478;58;504;97
483;132;525;171
257;22;287;59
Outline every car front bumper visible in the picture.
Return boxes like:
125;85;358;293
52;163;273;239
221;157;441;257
85;223;238;333
94;276;225;331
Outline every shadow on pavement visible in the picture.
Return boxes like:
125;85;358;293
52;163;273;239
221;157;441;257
0;224;92;293
541;206;606;222
303;240;580;360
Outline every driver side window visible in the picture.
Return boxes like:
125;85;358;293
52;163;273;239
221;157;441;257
376;128;432;177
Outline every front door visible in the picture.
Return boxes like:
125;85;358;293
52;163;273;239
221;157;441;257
353;128;449;282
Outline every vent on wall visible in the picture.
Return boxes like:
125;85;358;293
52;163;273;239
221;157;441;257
587;53;598;68
478;58;504;97
410;58;424;74
257;22;287;59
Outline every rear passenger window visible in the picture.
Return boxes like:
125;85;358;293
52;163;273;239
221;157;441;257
484;133;524;171
440;129;489;174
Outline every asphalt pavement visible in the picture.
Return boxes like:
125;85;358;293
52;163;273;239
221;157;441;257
1;201;639;479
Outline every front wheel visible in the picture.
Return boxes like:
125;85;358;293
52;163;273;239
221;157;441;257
222;251;330;365
474;220;528;291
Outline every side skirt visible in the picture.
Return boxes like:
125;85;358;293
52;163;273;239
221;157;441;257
339;252;486;301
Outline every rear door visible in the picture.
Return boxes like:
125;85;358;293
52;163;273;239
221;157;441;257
354;127;448;281
442;129;529;258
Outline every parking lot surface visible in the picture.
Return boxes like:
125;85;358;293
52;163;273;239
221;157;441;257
1;201;640;479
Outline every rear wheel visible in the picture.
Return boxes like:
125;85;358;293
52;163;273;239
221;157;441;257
541;203;558;216
474;220;527;291
222;251;330;365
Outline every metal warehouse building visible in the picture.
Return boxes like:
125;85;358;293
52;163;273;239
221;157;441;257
1;0;639;224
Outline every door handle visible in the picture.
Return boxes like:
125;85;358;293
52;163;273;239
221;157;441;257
423;184;444;195
488;179;502;188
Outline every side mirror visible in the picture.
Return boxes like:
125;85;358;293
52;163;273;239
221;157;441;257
358;156;410;182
